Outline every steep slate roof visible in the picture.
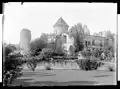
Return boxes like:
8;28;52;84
53;17;69;28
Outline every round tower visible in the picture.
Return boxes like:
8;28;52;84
20;28;31;55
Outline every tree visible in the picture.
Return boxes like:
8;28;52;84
106;30;115;41
4;52;23;71
82;24;90;36
4;43;16;57
40;33;48;43
75;29;84;52
30;33;49;56
3;43;22;69
69;23;85;52
40;48;54;61
104;30;115;52
3;43;17;64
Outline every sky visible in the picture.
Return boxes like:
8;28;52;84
3;2;117;44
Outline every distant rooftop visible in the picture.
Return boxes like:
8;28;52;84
84;35;106;41
53;17;69;28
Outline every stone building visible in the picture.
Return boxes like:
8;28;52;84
52;17;114;54
53;17;74;55
53;17;69;35
83;35;105;51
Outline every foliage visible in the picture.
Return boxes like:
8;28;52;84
69;23;85;52
30;33;48;55
3;43;16;58
81;49;102;59
108;66;115;71
81;50;92;58
106;30;115;41
45;65;52;70
3;43;22;71
22;55;41;72
3;44;23;86
104;30;115;51
27;61;37;71
76;59;102;71
4;52;23;71
47;42;55;50
75;31;84;52
40;48;54;61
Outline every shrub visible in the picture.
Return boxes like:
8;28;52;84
76;59;101;71
3;51;23;86
45;65;52;70
108;66;115;71
40;48;54;61
30;35;48;55
81;51;91;58
4;52;23;71
25;56;39;71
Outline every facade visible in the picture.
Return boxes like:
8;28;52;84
53;17;114;54
83;35;106;51
53;17;74;55
61;33;74;55
53;17;69;35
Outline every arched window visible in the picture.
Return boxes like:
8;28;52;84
92;40;95;45
85;41;87;46
88;41;91;45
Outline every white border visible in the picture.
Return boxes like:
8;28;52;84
0;14;2;82
118;14;120;81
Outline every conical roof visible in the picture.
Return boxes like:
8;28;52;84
53;17;69;28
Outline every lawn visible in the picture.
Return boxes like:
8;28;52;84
10;68;116;86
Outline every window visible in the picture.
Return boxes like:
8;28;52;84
85;41;87;46
88;41;91;45
100;43;103;47
92;40;95;45
63;35;67;43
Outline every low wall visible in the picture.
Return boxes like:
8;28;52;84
23;61;80;70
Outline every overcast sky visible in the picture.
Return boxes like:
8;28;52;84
3;2;117;44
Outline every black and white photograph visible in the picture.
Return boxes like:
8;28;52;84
2;2;117;86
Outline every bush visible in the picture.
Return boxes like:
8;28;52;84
45;65;52;70
30;35;48;55
81;51;91;58
40;48;54;61
76;59;101;71
4;52;23;71
3;51;23;86
108;66;115;71
26;59;37;72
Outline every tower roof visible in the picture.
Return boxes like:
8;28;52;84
53;17;69;28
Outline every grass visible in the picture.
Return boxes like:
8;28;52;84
9;69;116;86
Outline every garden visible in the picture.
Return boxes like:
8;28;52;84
3;42;115;86
3;27;115;86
